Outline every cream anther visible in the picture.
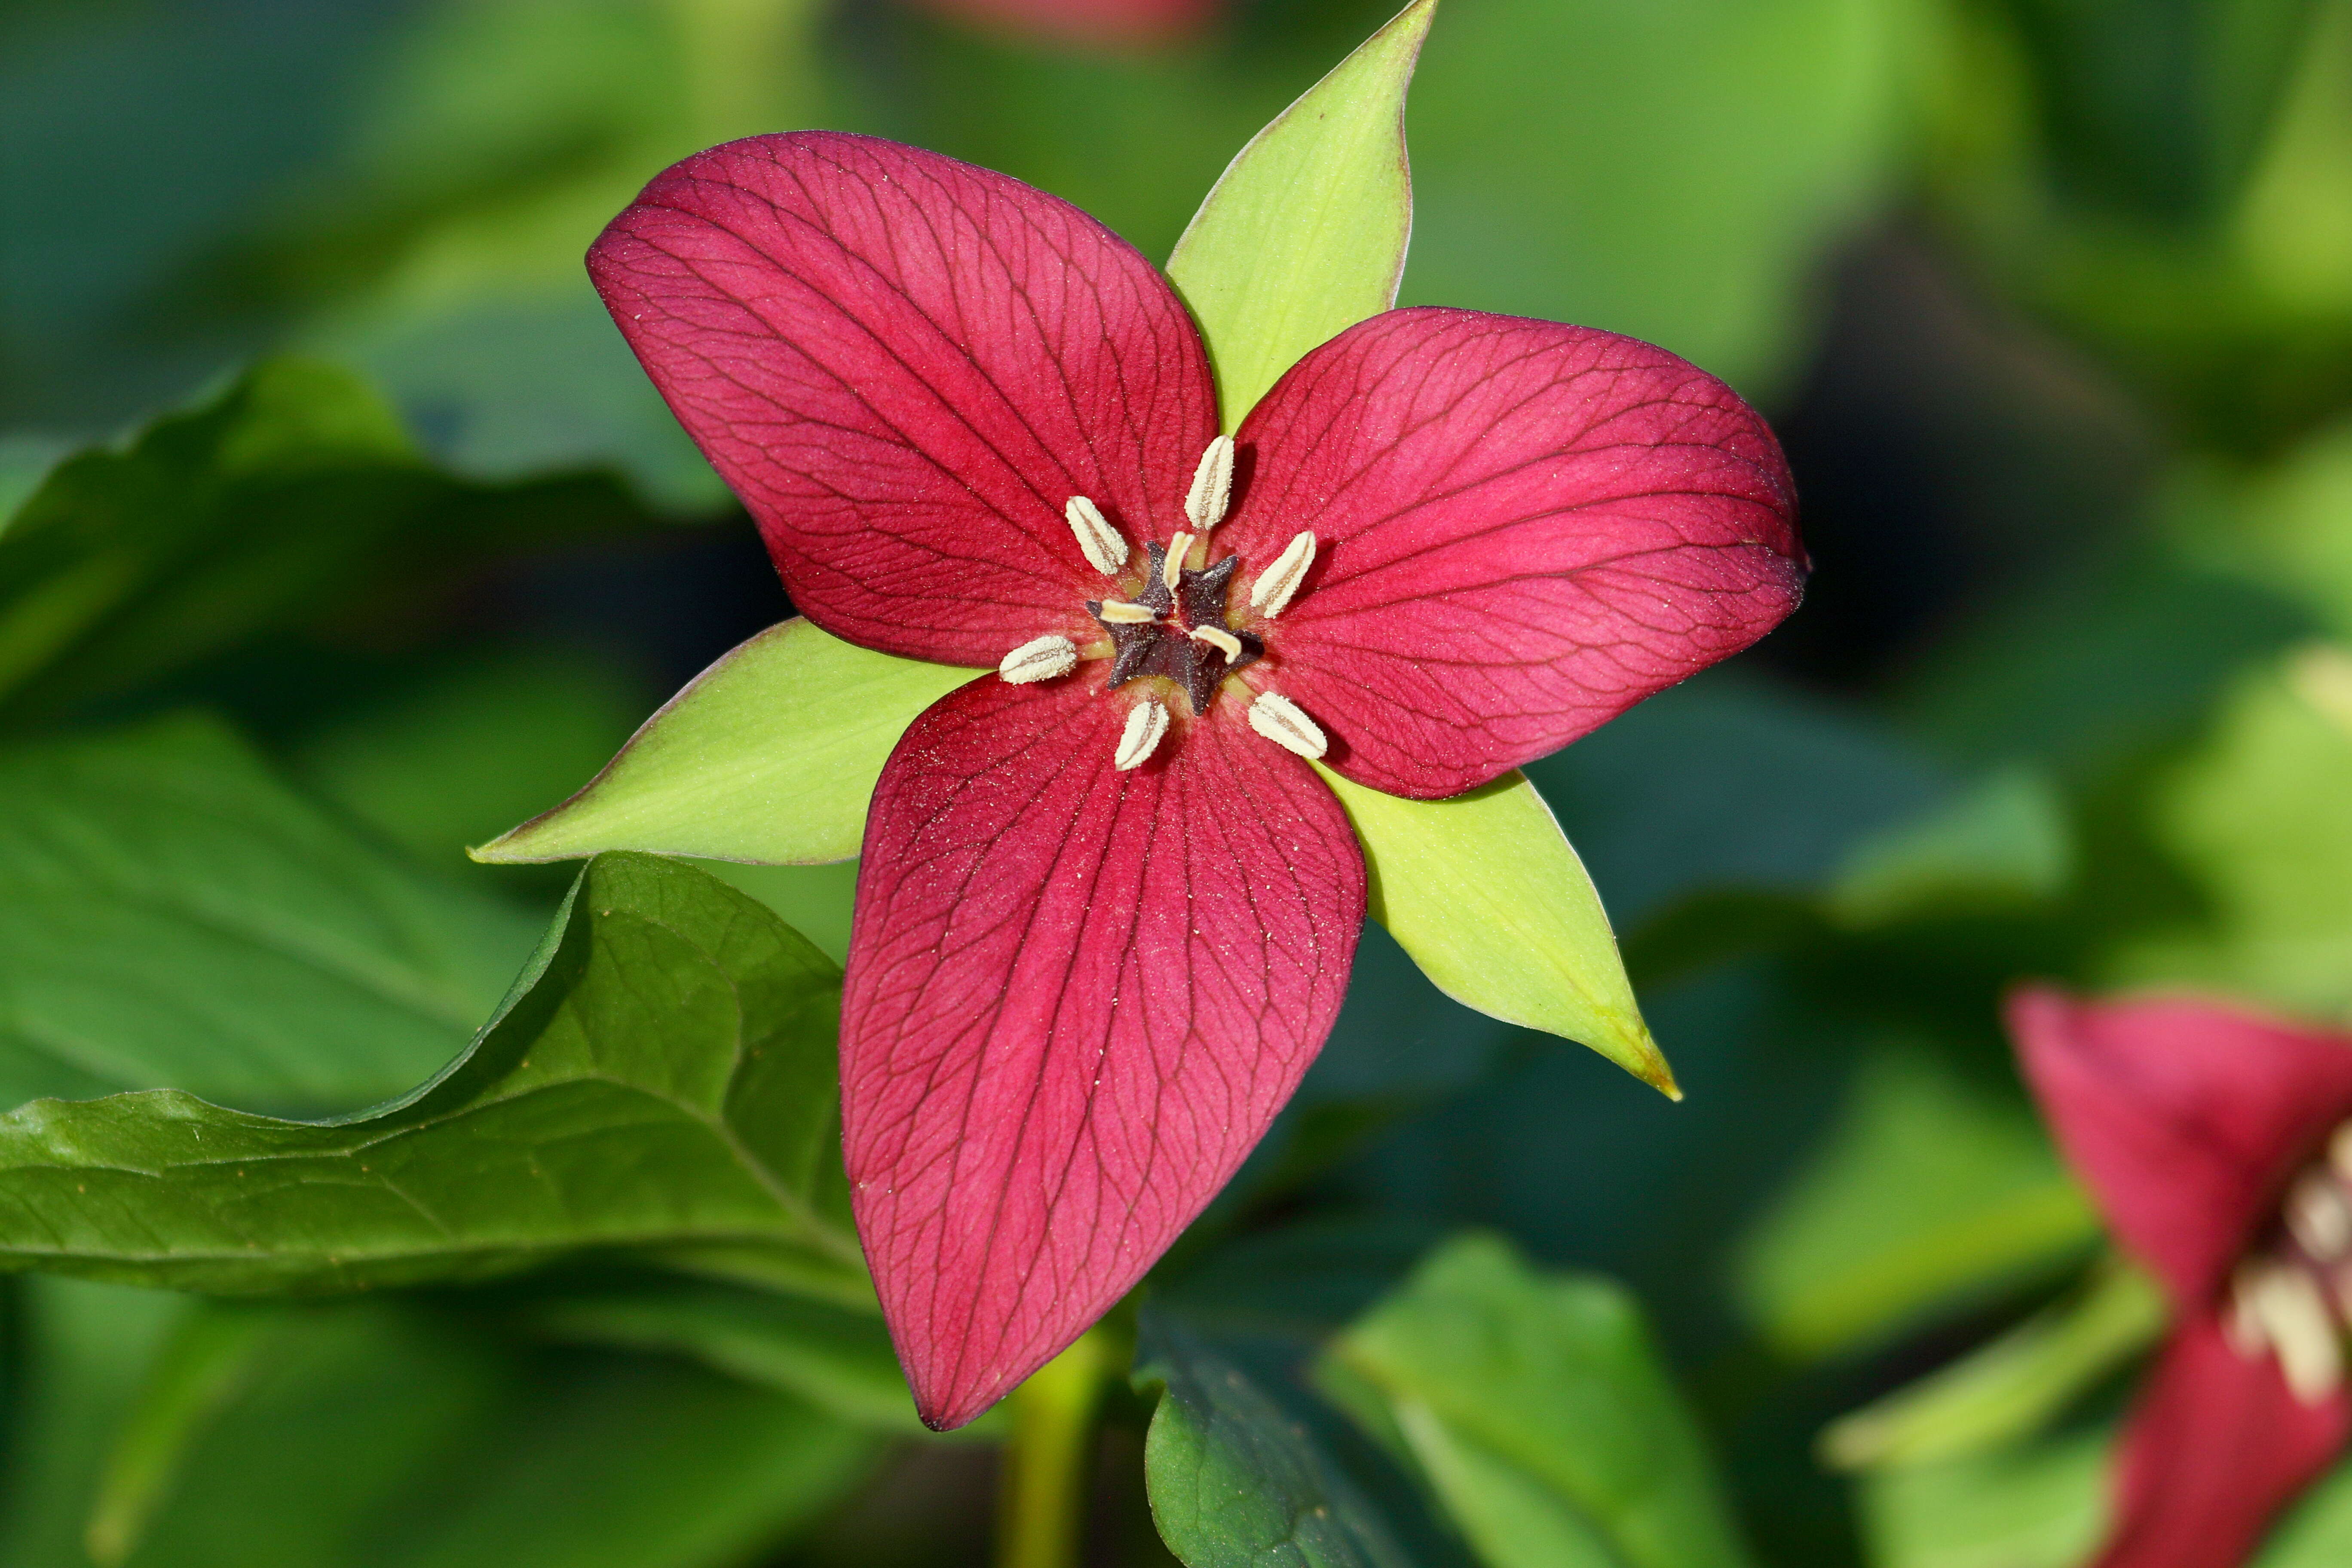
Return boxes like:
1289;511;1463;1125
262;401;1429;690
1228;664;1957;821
2291;1172;2352;1262
1115;699;1170;771
2247;1264;2345;1403
1097;600;1157;625
1066;496;1127;575
1164;533;1193;588
999;634;1077;684
1184;436;1236;533
1250;532;1317;618
1190;625;1243;662
1246;691;1327;760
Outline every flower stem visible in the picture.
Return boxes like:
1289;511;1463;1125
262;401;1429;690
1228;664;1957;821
995;1326;1117;1568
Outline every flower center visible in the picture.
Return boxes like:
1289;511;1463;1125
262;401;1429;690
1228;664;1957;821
2227;1120;2352;1403
995;438;1329;772
1087;543;1263;716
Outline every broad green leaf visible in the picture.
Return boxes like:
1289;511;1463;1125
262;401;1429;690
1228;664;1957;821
1320;1234;1752;1568
1734;1048;2097;1360
1134;1312;1413;1568
9;1288;880;1568
354;1347;878;1568
474;619;970;867
0;1280;190;1567
2115;648;2352;1013
0;712;540;1114
704;862;860;965
85;1303;285;1565
1819;1259;2162;1471
1402;0;1912;396
1317;766;1671;1096
1995;0;2319;226
0;852;867;1301
1165;0;1434;428
291;643;651;876
523;1278;952;1436
0;358;654;725
1826;766;2074;928
2264;1457;2352;1567
1855;1431;2107;1568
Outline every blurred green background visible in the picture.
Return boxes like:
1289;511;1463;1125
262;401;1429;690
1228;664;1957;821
5;0;2352;1564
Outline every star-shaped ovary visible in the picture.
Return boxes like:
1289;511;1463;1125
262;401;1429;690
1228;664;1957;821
1088;543;1262;715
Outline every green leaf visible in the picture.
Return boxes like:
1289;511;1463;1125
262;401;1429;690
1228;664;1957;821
1855;1431;2107;1568
1134;1312;1414;1568
1165;0;1434;429
2263;1457;2352;1567
0;712;541;1114
1826;766;2075;928
358;1348;878;1568
85;1303;285;1565
4;1286;881;1568
1320;1233;1752;1568
0;852;868;1302
474;619;971;867
1401;0;1912;396
1317;766;1671;1096
0;1279;191;1567
2116;647;2352;1013
1734;1048;2097;1360
0;358;655;726
522;1278;952;1437
290;643;652;876
1819;1258;2163;1471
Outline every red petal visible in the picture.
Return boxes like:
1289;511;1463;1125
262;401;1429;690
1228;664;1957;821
590;132;1218;667
2093;1314;2350;1568
1219;308;1804;799
841;677;1364;1428
2009;987;2352;1305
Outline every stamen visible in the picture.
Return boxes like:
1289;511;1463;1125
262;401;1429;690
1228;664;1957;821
1249;531;1317;618
1164;533;1193;588
2249;1264;2344;1403
2331;1121;2352;1182
1066;496;1127;575
2290;1172;2352;1261
1247;691;1328;760
1097;600;1158;625
2227;1262;2272;1357
1190;625;1243;662
1114;699;1170;771
998;634;1077;685
1184;436;1236;533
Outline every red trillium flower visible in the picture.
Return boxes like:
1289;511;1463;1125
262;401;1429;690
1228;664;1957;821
2010;988;2352;1568
589;131;1804;1428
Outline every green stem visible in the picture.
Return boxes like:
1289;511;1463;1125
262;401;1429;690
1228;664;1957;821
995;1326;1116;1568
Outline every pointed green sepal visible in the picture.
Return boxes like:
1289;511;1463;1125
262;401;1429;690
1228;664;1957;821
1167;0;1435;430
473;618;971;866
1316;765;1674;1096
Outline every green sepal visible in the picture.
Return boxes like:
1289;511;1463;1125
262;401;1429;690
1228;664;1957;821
1318;765;1673;1096
1166;0;1436;430
474;619;971;866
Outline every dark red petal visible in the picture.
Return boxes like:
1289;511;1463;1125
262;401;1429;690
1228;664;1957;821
589;132;1218;667
1219;307;1804;799
2092;1314;2350;1568
2009;987;2352;1305
841;676;1365;1429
